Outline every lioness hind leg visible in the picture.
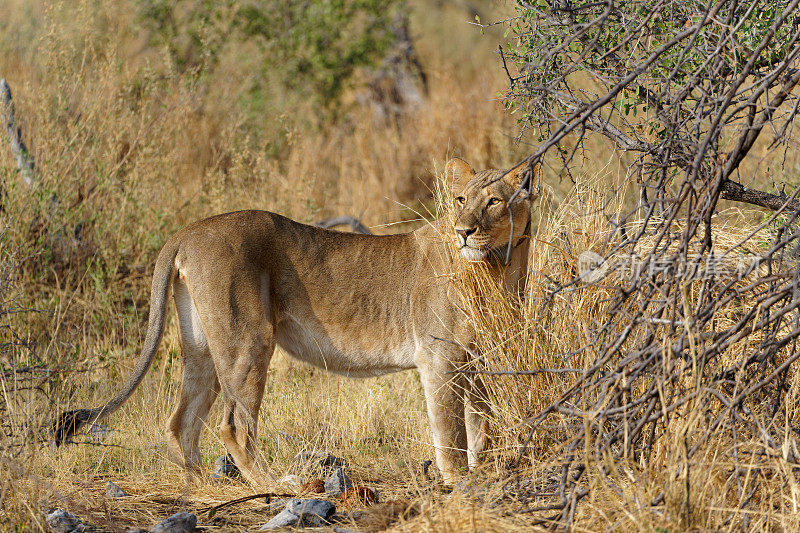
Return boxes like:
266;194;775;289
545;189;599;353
214;337;275;486
165;352;219;473
182;267;276;485
167;277;220;474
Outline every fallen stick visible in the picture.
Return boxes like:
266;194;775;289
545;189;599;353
196;492;297;517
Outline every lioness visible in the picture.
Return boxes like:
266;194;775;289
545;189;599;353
55;158;539;485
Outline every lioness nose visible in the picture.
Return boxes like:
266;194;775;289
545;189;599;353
456;227;476;239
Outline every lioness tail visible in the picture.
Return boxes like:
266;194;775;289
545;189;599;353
53;240;180;444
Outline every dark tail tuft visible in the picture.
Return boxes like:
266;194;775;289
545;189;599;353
52;409;93;445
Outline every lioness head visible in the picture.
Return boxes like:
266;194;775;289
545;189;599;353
446;158;540;262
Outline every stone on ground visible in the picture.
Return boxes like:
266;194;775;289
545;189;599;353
260;498;336;529
295;450;345;474
150;512;197;533
278;474;304;491
105;481;128;498
324;467;353;496
45;510;84;533
260;509;299;530
211;454;241;480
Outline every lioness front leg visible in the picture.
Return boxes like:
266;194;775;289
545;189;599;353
416;351;468;485
465;373;491;468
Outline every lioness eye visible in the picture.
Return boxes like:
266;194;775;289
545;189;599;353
455;196;466;205
488;197;501;206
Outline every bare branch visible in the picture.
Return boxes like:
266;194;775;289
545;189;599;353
0;78;35;189
314;216;372;235
720;180;800;213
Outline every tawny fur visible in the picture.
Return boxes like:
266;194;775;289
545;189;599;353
54;158;539;486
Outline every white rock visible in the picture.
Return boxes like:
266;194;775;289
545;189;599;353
278;474;304;491
260;509;299;530
286;499;335;527
260;499;336;529
150;512;196;533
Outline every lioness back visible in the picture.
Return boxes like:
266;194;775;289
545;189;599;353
172;210;431;376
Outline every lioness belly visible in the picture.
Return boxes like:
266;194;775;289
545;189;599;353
274;315;416;377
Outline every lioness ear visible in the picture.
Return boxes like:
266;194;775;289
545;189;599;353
503;159;541;200
445;158;476;191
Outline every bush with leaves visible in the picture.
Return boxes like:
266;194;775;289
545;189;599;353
138;0;401;113
503;0;800;211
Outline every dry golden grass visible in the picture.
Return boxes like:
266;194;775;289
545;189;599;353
2;1;800;532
